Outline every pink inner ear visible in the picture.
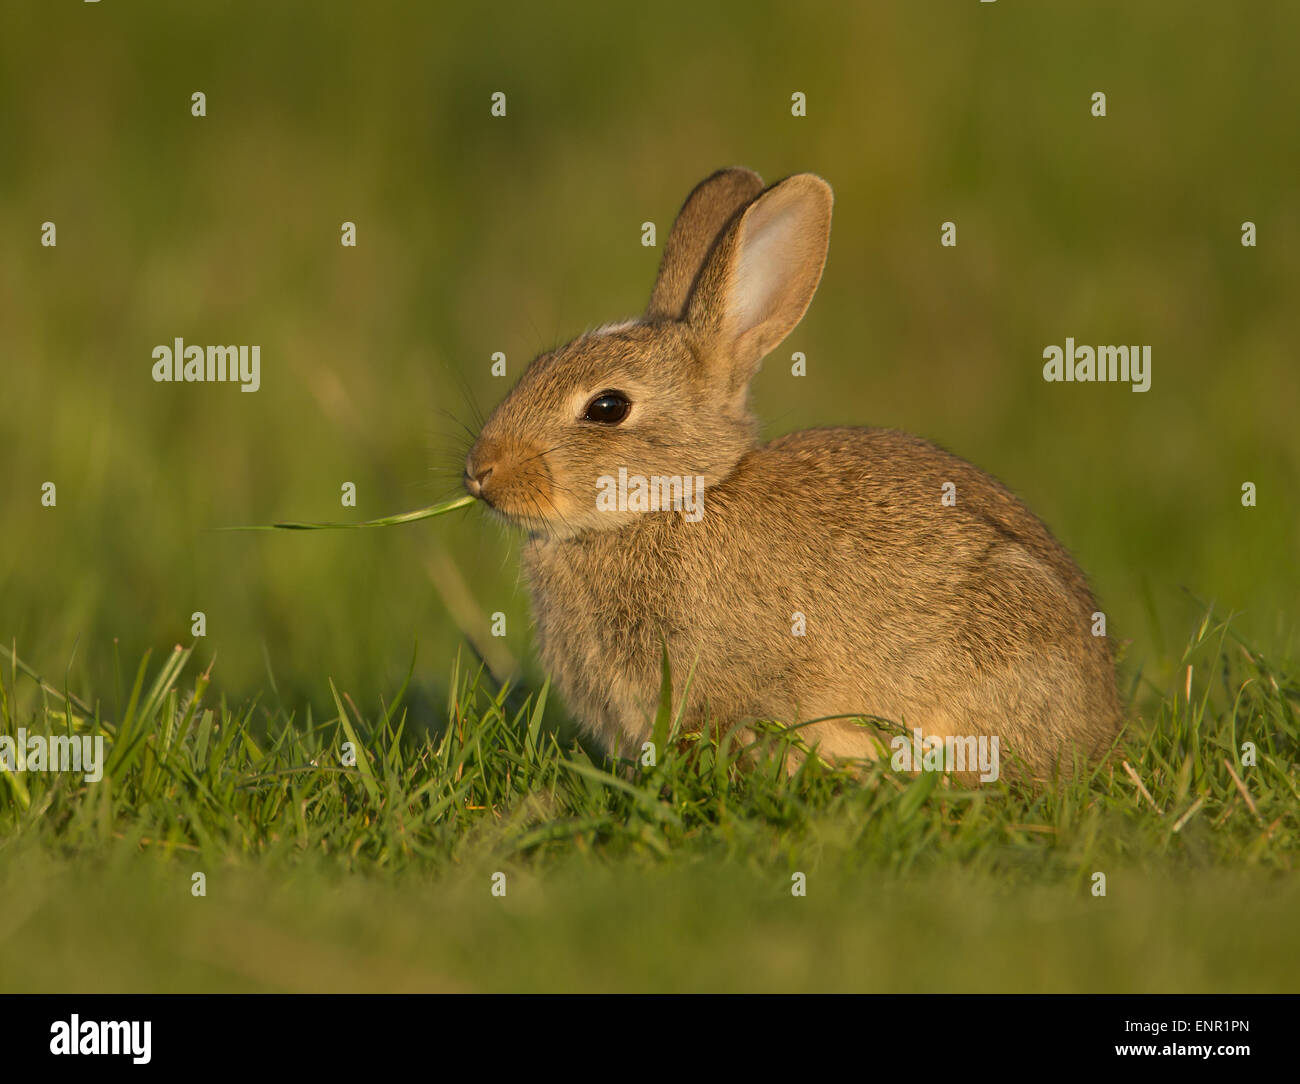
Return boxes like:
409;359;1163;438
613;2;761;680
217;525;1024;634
731;202;806;333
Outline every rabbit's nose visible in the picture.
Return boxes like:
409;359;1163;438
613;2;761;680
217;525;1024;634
463;465;495;499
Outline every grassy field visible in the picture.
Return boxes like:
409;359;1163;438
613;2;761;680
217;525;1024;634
1;2;1298;991
2;610;1297;991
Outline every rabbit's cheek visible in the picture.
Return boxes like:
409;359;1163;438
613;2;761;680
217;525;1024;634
493;457;602;532
532;476;586;523
496;464;557;520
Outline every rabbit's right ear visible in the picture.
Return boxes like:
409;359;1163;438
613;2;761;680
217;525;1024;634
685;173;832;396
644;167;765;322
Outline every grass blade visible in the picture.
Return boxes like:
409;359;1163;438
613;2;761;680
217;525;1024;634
218;494;475;532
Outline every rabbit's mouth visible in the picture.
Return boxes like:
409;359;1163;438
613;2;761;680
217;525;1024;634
465;470;641;541
463;434;567;531
462;468;495;504
466;435;656;539
462;458;570;535
471;493;591;540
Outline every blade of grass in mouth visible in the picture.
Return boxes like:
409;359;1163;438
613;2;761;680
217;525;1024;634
218;493;476;531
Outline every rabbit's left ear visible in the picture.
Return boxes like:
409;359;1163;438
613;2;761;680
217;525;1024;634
645;167;765;322
685;173;832;393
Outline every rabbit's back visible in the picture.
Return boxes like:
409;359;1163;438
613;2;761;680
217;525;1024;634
524;426;1121;776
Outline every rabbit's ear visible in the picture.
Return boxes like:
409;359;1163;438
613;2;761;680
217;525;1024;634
685;173;832;392
644;168;765;321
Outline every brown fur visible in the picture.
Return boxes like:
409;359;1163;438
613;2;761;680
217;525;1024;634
465;168;1122;780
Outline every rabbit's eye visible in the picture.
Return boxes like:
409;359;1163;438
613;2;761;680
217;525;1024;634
583;391;631;425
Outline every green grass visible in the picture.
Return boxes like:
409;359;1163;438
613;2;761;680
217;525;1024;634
2;609;1296;992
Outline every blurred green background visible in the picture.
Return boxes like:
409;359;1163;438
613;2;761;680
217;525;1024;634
3;0;1297;720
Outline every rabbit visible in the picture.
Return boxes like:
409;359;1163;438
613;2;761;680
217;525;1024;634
464;167;1122;780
